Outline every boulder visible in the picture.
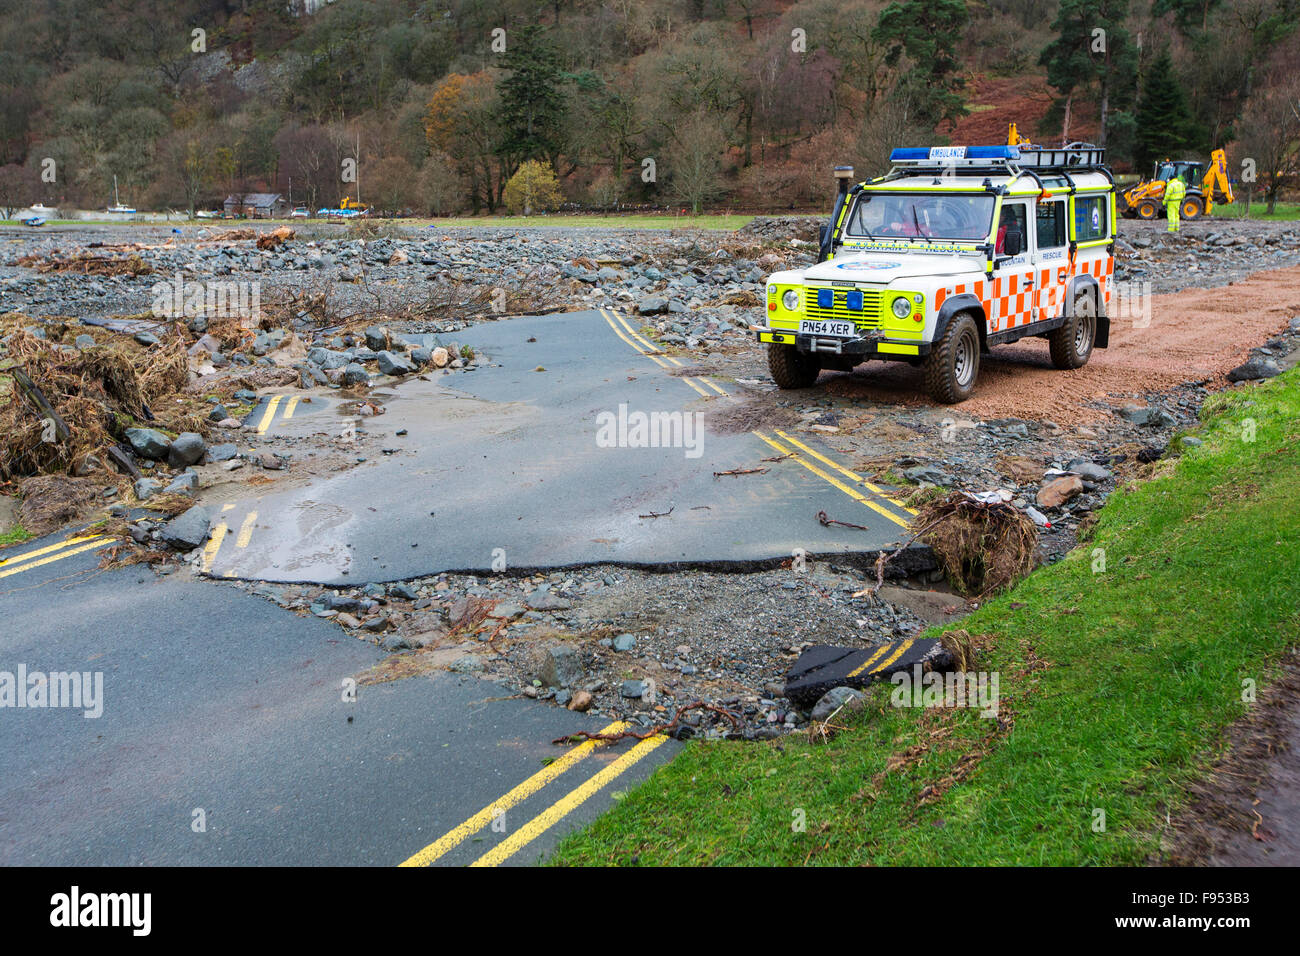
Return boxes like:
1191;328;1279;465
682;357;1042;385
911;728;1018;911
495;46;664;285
124;427;170;461
160;506;210;551
167;432;206;468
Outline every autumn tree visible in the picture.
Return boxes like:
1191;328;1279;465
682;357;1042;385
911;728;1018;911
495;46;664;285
1238;75;1300;214
426;72;506;212
502;160;564;215
665;111;727;214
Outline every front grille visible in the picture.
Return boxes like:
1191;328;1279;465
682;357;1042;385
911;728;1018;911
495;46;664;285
803;287;884;329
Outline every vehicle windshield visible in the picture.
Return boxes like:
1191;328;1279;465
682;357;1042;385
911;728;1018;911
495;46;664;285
844;192;994;241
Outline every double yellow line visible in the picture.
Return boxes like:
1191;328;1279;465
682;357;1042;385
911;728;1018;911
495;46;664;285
598;306;913;530
200;503;259;576
400;721;668;867
753;429;916;529
0;533;117;580
599;308;727;399
253;394;299;435
847;639;916;679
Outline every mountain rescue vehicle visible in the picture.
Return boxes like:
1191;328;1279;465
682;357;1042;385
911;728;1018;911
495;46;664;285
752;139;1116;403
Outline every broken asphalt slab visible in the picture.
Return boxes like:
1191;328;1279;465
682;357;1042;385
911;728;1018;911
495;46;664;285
204;310;922;585
784;639;953;709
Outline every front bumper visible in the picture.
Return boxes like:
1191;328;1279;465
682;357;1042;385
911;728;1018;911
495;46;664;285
752;326;928;358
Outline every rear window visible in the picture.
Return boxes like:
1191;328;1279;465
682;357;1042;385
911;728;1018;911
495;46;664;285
1074;195;1108;242
1036;201;1066;248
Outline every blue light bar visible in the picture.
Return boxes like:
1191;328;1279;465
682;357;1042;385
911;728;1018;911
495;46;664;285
889;145;1022;163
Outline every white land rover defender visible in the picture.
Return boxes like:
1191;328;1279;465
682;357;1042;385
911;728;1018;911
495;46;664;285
752;143;1116;403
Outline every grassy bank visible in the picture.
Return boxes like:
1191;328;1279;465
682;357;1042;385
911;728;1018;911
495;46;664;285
552;369;1300;865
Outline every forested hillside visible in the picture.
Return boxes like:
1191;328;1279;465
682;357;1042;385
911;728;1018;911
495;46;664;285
0;0;1296;215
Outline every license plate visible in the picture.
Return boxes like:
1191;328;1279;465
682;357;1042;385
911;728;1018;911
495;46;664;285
799;319;856;338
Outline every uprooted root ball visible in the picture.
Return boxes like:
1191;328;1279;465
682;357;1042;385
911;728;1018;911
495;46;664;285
916;492;1038;597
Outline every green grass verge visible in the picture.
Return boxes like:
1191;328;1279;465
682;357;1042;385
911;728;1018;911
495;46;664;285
551;369;1300;865
1228;201;1300;221
0;524;34;548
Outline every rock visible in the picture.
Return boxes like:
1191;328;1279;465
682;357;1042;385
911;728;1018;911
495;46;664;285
307;347;351;370
903;464;951;486
124;427;170;460
410;347;432;367
450;654;484;673
525;589;571;611
532;644;584;688
612;633;637;652
1226;356;1282;382
1117;404;1175;427
160;506;210;551
555;689;572;706
431;346;450;368
74;334;95;350
134;331;160;347
620;679;647;698
1137;444;1166;463
133;478;161;500
208;403;230;423
1181;436;1204;447
259;453;284;470
1036;475;1084;509
1065;460;1111;482
167;432;206;468
164;472;199;496
364;326;390;351
389;583;418;600
207;443;238;462
810;686;866;722
376;350;414;376
382;634;411;652
568;690;594;712
638;296;668;315
341;362;369;385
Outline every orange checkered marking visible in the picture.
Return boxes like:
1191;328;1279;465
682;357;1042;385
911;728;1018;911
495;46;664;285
938;252;1114;333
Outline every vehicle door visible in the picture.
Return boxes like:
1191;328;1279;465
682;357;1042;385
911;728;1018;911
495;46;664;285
992;199;1033;332
1033;197;1070;323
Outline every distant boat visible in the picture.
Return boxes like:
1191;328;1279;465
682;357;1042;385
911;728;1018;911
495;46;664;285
106;176;136;215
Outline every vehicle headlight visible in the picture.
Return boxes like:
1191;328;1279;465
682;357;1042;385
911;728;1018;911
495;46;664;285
782;289;800;311
891;296;912;319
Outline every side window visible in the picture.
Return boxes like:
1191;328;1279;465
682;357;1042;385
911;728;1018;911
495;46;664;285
995;202;1028;257
1074;195;1108;242
1036;200;1066;249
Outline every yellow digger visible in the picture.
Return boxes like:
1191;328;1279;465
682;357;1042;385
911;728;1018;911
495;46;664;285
1118;150;1234;221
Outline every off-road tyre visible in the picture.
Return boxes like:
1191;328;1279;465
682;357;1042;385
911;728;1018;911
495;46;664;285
923;312;980;404
768;343;820;389
1136;200;1158;220
1050;289;1097;369
1181;196;1204;220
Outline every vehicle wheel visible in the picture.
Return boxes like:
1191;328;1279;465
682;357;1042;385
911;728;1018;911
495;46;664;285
924;312;980;404
1050;290;1097;369
768;343;820;389
1136;201;1159;220
1181;196;1204;220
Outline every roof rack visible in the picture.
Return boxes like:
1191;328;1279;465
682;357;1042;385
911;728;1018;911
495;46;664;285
888;144;1107;172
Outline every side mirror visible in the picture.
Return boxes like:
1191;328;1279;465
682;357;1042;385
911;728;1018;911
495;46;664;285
1002;228;1022;257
